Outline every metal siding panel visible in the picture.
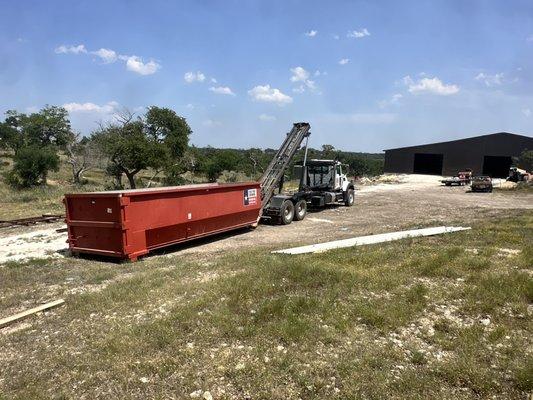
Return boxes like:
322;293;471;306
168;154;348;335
64;183;262;260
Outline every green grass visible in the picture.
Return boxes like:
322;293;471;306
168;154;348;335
0;213;531;399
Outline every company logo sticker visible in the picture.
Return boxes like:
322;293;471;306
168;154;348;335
244;188;257;206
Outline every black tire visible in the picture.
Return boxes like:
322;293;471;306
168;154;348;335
280;200;295;225
294;199;307;221
344;188;355;207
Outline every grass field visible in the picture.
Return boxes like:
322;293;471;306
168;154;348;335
1;212;531;399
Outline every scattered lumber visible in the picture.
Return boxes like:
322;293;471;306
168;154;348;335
0;299;65;329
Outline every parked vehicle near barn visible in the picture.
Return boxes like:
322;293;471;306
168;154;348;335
441;170;473;186
471;176;493;192
508;167;531;182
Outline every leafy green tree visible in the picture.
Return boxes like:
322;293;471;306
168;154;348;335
3;106;74;151
202;150;242;182
4;145;59;187
1;106;73;187
0;122;19;151
516;149;533;171
92;107;191;189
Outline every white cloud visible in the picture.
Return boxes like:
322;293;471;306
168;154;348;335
202;119;222;127
339;58;350;65
55;44;160;75
91;48;118;64
403;75;459;95
305;30;317;37
523;108;531;117
55;44;87;54
124;56;160;75
289;66;317;92
475;72;503;87
290;66;310;83
347;28;370;38
184;71;206;83
63;101;119;113
211;77;217;83
248;85;293;104
259;114;276;121
378;93;403;108
186;103;194;110
209;86;236;96
333;34;340;40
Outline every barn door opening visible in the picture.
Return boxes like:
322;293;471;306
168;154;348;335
413;153;443;175
482;156;512;178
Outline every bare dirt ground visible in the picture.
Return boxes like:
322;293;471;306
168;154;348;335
0;174;531;264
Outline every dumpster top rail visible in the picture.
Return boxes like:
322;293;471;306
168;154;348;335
65;182;259;197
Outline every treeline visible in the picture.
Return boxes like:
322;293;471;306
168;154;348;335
189;145;384;182
0;105;384;189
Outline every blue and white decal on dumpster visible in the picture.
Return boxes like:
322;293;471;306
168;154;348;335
244;188;258;206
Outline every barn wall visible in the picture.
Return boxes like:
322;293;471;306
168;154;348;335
384;133;533;176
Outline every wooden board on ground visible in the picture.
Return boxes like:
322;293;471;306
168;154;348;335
0;299;65;328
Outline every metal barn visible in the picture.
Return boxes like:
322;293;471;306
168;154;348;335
384;132;533;177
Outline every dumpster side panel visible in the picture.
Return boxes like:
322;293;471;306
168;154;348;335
64;183;261;260
126;184;261;252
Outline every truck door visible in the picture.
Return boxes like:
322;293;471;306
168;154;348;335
335;164;342;189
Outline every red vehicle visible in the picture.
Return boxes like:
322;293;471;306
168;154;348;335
441;170;472;186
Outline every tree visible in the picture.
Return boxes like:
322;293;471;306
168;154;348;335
516;149;533;171
3;106;74;151
92;107;191;189
246;148;268;177
1;106;74;187
66;135;103;184
4;145;59;187
0;122;19;151
321;144;336;159
202;150;241;182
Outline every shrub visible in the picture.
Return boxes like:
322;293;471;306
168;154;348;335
4;145;59;187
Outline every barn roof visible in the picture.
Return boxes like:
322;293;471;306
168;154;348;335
384;132;533;152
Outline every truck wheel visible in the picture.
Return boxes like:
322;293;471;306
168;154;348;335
294;200;307;221
344;188;355;207
280;200;295;225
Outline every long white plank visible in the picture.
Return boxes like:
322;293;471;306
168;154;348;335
272;226;471;255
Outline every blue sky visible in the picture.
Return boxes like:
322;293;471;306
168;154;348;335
1;0;532;152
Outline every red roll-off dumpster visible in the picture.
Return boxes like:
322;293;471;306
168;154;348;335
64;182;262;261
